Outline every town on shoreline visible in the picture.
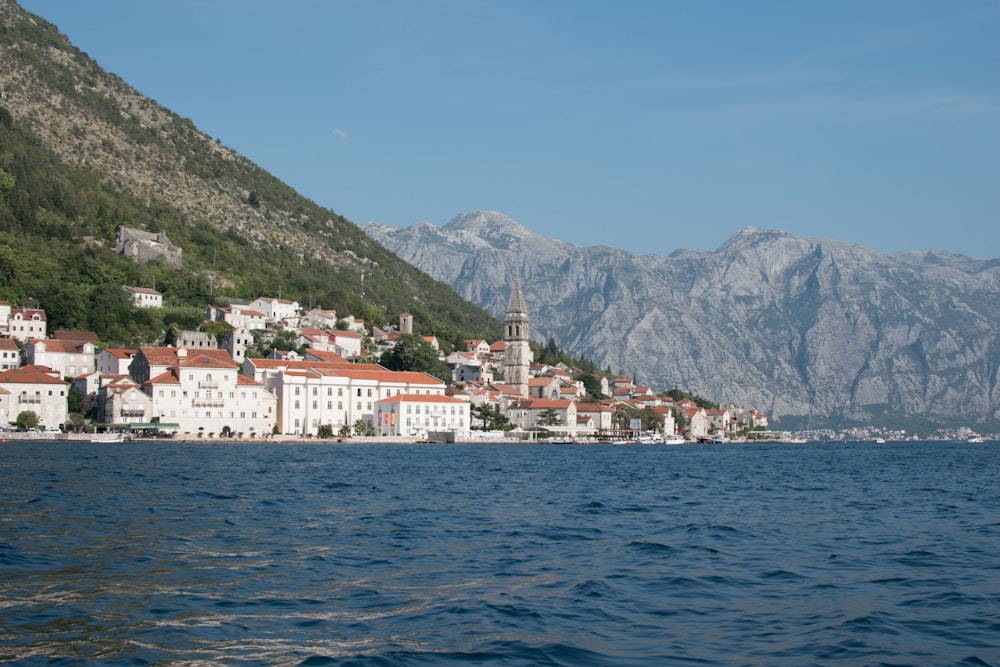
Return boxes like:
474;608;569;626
2;271;993;445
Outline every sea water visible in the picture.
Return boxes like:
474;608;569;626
1;440;998;666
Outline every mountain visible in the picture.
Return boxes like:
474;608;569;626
364;211;1000;430
0;0;499;346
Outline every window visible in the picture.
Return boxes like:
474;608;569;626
312;387;318;396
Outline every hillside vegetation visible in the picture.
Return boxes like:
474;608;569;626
0;0;500;348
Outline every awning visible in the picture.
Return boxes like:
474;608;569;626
128;422;180;431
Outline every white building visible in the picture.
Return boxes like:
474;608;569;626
249;297;300;328
7;309;47;343
243;358;445;436
505;398;578;435
99;376;154;426
26;338;97;379
124;286;163;309
374;393;470;438
144;351;276;438
303;308;338;329
0;365;69;430
206;305;267;332
0;301;9;337
222;327;254;364
332;330;364;358
0;337;20;370
97;348;138;375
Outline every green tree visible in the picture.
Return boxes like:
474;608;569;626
380;333;451;383
0;168;15;204
15;410;39;430
317;424;334;438
537;408;561;427
579;372;606;399
672;406;688;430
67;385;85;415
471;403;510;431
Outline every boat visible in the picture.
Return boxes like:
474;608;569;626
874;438;887;444
662;435;686;445
90;434;125;443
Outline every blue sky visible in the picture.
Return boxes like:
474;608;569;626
20;1;1000;258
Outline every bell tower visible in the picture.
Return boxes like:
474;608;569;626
503;279;531;396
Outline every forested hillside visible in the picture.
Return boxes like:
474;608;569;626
0;0;500;348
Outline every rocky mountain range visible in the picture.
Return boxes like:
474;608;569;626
365;211;1000;429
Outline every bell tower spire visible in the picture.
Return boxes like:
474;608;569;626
503;279;531;396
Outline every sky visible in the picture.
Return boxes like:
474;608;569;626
18;0;1000;258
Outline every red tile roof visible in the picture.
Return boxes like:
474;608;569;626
0;365;68;384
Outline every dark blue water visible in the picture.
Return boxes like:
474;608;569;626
1;441;998;666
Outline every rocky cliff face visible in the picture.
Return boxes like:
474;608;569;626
365;211;1000;428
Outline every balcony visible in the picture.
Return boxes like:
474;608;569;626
198;381;219;389
192;399;225;408
18;395;41;404
120;408;145;417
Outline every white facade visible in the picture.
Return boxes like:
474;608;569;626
207;305;267;331
99;377;154;425
97;348;137;375
124;286;163;308
244;359;446;436
0;338;20;370
249;297;300;326
7;309;47;343
145;353;277;438
332;330;364;358
223;327;254;364
26;339;96;379
374;393;471;438
0;365;69;430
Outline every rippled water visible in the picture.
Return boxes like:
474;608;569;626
1;440;998;666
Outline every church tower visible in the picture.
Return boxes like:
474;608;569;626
503;279;531;396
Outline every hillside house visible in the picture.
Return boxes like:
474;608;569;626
26;338;96;379
124;286;163;309
206;305;267;331
6;309;47;342
249;297;301;328
115;226;182;268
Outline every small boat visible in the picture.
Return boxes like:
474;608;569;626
875;438;887;444
662;435;686;445
91;434;125;443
